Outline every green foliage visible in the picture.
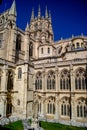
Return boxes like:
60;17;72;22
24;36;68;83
40;121;87;130
4;120;24;130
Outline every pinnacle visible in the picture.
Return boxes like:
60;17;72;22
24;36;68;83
38;5;41;18
9;0;17;16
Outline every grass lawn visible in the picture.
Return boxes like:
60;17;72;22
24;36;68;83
40;121;87;130
2;120;87;130
4;120;24;130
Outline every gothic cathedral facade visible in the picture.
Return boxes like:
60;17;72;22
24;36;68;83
0;0;87;127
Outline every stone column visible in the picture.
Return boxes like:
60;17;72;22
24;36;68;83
0;65;8;116
54;66;60;122
42;65;45;92
57;69;60;92
41;100;44;117
45;73;47;92
55;65;59;92
71;95;76;125
33;73;36;91
41;96;46;118
23;63;28;118
54;94;59;121
24;31;29;62
70;64;75;92
70;64;76;123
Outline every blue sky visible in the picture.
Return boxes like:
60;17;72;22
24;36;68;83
0;0;87;41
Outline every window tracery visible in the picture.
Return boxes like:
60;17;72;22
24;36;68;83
60;69;70;90
18;68;22;79
47;71;55;90
77;98;87;118
35;72;42;90
47;97;55;114
61;97;70;116
75;68;86;90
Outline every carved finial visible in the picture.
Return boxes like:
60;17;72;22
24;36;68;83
30;8;34;22
61;37;63;40
45;6;48;18
9;0;17;16
72;34;74;38
38;5;41;18
81;33;83;37
25;22;29;31
49;10;52;22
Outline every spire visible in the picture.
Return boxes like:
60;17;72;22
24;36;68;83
30;8;34;22
25;22;29;32
45;6;48;18
38;5;41;18
26;22;29;28
9;0;17;16
49;10;52;23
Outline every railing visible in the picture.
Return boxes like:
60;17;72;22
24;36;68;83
34;58;87;69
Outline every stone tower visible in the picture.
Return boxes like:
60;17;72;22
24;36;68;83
0;0;17;62
28;6;54;59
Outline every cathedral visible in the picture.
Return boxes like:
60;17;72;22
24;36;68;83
0;0;87;127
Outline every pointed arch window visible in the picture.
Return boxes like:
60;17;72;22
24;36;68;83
7;70;13;90
15;34;21;62
76;42;80;49
61;98;70;116
18;68;22;79
75;68;86;90
71;44;75;50
48;47;50;54
29;42;33;57
60;69;70;90
41;48;43;54
77;98;87;118
47;102;55;114
47;71;55;90
35;72;42;90
16;34;21;51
